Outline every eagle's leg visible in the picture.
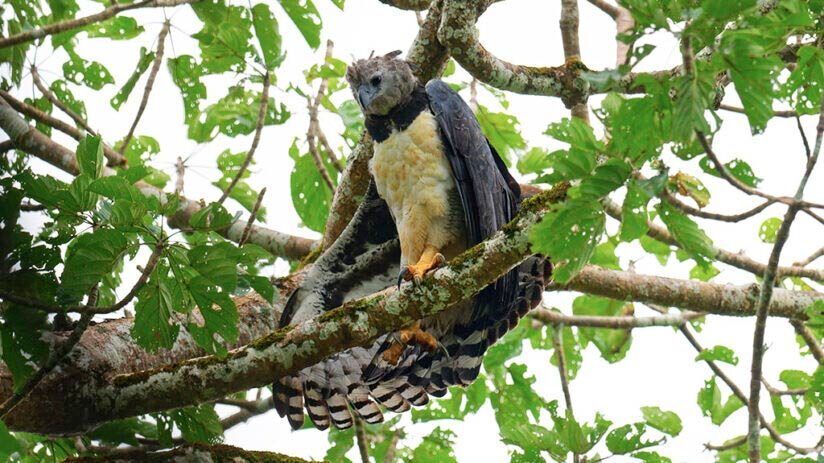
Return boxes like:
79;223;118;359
382;320;439;365
398;245;446;286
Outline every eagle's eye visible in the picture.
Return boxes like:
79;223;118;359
370;75;382;87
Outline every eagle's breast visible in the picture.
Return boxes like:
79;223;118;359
369;110;463;264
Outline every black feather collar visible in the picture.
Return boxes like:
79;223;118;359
364;85;429;143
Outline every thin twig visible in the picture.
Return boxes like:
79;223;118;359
175;156;185;195
663;191;774;223
746;100;823;462
31;65;98;136
790;319;824;364
795;244;824;267
649;305;822;455
306;40;338;192
382;433;400;463
119;20;170;155
719;104;797;118
353;415;370;463
0;0;197;49
239;187;266;246
217;71;270;206
761;378;807;396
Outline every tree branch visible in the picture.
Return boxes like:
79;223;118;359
118;20;170;156
31;66;98;137
747;94;822;463
2;184;823;434
0;90;125;167
0;0;199;49
438;0;588;107
63;443;324;463
217;71;270;206
532;307;703;328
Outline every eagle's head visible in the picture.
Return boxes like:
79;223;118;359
345;51;417;117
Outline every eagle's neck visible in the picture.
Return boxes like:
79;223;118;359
365;85;428;143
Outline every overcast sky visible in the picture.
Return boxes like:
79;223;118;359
7;0;824;461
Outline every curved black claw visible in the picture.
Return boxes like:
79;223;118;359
397;267;411;289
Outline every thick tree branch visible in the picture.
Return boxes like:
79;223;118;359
438;0;588;107
533;307;703;328
0;0;199;49
0;95;316;260
0;90;125;167
64;443;324;463
2;185;822;434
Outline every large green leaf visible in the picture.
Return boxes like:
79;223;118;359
572;295;632;363
278;0;322;49
111;47;155;110
59;228;129;303
289;139;334;232
132;263;180;352
251;3;285;69
640;406;682;437
530;199;605;283
655;202;715;264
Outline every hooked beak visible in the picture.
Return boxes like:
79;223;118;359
358;85;377;110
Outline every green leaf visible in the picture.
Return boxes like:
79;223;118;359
186;243;241;355
278;0;322;49
168;55;207;124
621;180;652;241
62;48;114;90
86;16;144;40
640;406;682;437
59;229;129;303
132;263;180;351
252;3;285;69
671;73;711;141
698;156;761;187
530;199;605;283
640;235;671;265
0;421;21;460
721;31;783;133
655;202;715;264
606;423;664;455
289;139;334;232
191;2;253;74
573;295;633;362
111;47;155;109
169;405;223;444
697;377;745;425
574;158;632;199
689;263;719;281
325;427;354;462
0;304;50;390
188;86;289;142
633;451;672;463
76;135;104;179
477;105;526;166
516;147;551;176
758;217;782;244
410;427;458;463
785;45;824;115
695;345;738;365
50;79;88;120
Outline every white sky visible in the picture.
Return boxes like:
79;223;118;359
5;0;824;462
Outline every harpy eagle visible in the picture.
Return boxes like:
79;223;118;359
273;51;550;430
